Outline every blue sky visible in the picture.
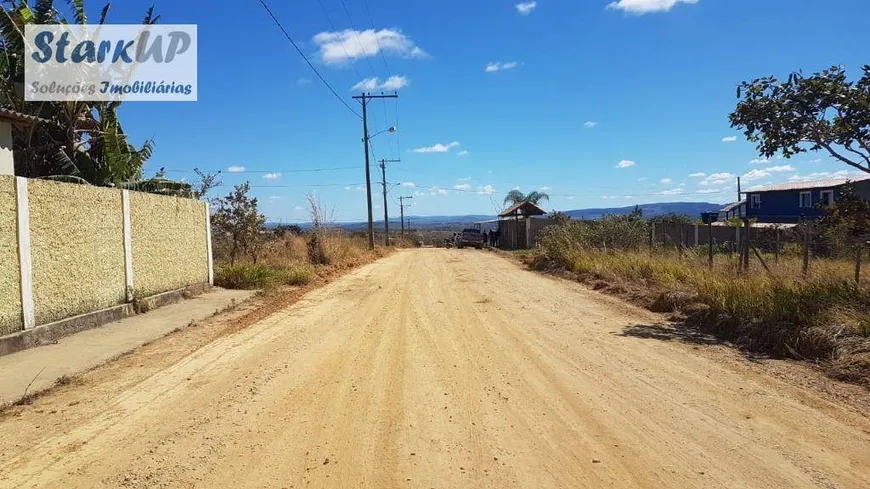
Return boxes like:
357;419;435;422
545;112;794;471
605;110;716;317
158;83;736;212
99;0;869;223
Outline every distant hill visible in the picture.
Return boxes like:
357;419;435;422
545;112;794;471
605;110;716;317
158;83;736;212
282;202;726;231
561;202;724;220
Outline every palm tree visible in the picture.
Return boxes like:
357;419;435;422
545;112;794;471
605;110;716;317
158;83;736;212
0;1;164;187
503;189;550;206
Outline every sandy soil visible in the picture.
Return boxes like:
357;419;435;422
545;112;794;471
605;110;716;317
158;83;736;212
1;249;868;489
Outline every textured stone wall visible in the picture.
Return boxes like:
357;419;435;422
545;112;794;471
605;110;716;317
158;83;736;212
130;192;208;297
28;180;126;325
0;176;22;336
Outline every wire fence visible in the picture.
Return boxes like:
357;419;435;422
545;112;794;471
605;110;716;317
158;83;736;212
652;221;869;283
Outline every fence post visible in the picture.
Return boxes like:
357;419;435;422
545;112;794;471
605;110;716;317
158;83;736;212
856;246;863;284
15;177;35;330
735;225;740;256
802;223;810;277
707;222;713;270
650;221;655;250
742;218;750;272
774;226;780;264
205;201;214;286
694;224;699;247
121;190;134;302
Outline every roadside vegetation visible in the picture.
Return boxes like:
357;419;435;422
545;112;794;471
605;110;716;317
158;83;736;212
211;186;391;290
529;204;870;387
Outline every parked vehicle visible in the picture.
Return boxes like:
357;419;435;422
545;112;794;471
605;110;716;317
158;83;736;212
458;228;485;249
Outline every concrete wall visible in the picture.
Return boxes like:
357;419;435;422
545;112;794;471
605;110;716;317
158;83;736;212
28;180;127;325
0;178;211;337
0;121;14;176
0;176;21;335
130;192;209;297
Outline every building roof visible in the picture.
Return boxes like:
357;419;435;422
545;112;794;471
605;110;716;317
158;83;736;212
719;200;745;213
0;107;48;125
499;201;546;218
748;175;870;193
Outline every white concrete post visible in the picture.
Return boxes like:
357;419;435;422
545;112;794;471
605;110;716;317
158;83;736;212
15;177;35;330
205;201;214;285
694;224;699;247
121;190;134;302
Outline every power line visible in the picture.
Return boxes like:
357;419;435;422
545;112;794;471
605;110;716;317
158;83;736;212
214;182;366;188
315;0;366;83
361;0;391;72
256;0;362;119
154;166;359;174
402;182;737;199
337;0;379;78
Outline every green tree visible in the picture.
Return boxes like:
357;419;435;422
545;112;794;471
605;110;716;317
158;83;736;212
729;65;870;174
503;189;550;206
0;1;165;185
211;183;266;265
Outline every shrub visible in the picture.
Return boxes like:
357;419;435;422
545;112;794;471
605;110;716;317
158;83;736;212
215;263;314;290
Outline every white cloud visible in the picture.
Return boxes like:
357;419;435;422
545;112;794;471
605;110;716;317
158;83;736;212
696;188;721;194
267;196;285;200
807;158;822;164
400;182;416;188
294;206;304;211
453;183;472;190
512;186;521;191
485;61;520;72
602;195;619;200
263;172;282;180
411;141;460;153
296;78;311;86
566;196;575;200
742;165;796;182
477;184;496;195
314;29;426;65
656;188;685;195
427;186;448;196
660;178;672;184
788;170;852;181
344;186;351;191
355;185;365;192
351;75;410;91
607;0;700;15
540;186;552;191
458;176;472;181
688;172;706;178
748;185;767;191
227;165;246;173
700;172;734;186
583;121;598;128
749;158;770;164
722;136;737;143
457;150;469;156
615;159;636;168
515;1;537;15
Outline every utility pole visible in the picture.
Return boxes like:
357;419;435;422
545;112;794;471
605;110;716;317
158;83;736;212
353;92;398;250
399;195;413;237
379;159;400;246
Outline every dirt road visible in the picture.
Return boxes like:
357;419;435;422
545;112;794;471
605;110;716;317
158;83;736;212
1;249;869;489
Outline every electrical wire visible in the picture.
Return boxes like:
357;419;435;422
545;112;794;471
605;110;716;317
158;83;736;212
315;0;366;83
337;0;379;79
155;166;359;174
361;0;391;72
256;0;362;119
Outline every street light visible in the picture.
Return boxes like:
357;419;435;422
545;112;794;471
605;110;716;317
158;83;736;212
362;125;397;250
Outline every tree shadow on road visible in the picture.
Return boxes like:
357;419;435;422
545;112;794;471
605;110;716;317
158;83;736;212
616;323;723;347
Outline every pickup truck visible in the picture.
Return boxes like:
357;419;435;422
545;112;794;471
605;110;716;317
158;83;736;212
457;228;485;249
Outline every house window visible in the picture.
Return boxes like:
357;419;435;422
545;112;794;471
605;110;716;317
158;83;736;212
799;191;813;208
820;190;835;208
750;194;761;209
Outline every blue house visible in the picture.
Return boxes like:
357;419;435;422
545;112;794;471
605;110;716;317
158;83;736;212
744;176;870;223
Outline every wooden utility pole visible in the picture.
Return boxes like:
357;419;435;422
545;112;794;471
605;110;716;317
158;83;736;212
352;92;398;250
378;159;400;246
737;177;742;216
399;195;413;237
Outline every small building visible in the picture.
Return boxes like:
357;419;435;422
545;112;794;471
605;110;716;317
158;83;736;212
0;108;47;176
717;200;746;222
497;201;548;250
744;176;870;223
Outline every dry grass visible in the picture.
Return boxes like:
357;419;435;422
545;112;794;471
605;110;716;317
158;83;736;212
530;245;870;386
215;230;388;290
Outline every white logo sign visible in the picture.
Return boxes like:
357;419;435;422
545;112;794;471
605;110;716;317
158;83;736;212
25;24;197;101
